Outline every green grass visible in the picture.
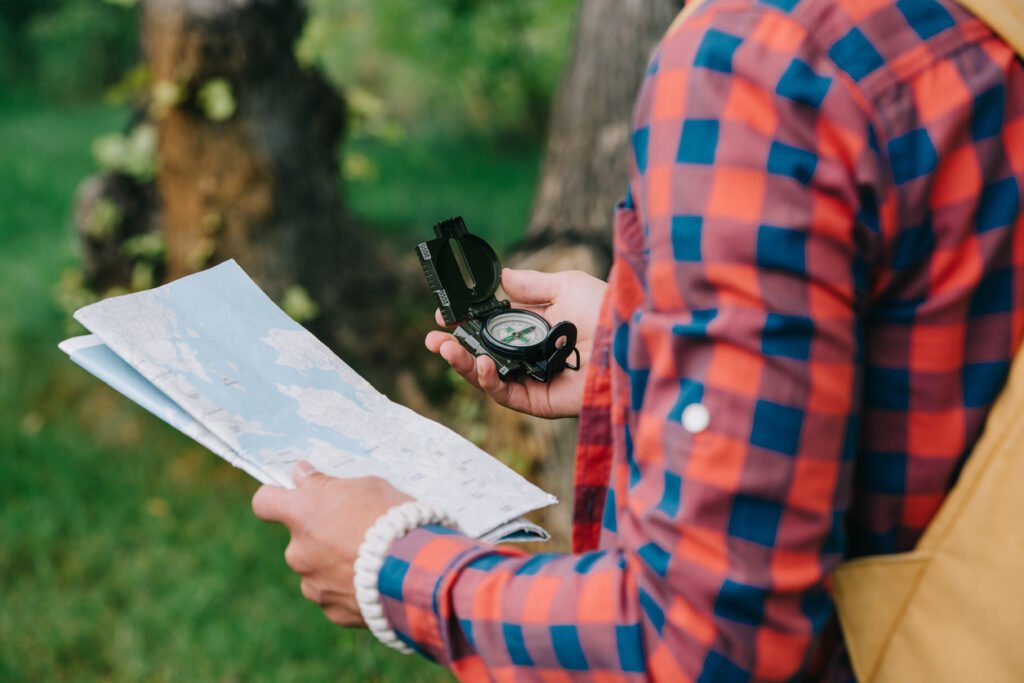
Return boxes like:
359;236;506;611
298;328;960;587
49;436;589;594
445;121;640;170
0;91;526;682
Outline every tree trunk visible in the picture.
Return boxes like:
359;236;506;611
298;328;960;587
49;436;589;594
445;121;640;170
526;0;685;255
488;0;685;547
142;0;401;376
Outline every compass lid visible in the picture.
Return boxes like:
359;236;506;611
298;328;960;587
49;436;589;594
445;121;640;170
415;217;505;325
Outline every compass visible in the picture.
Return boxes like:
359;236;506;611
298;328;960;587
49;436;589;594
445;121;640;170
416;217;580;383
482;310;549;356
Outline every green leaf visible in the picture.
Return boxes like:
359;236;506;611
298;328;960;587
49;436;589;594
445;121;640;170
121;233;165;261
91;124;157;181
150;78;184;119
196;78;237;122
91;132;128;171
186;238;217;271
84;198;122;239
130;261;155;291
105;63;152;106
52;268;99;317
342;152;378;183
281;286;320;323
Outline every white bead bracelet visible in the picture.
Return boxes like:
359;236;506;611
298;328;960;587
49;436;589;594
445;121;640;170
354;501;457;654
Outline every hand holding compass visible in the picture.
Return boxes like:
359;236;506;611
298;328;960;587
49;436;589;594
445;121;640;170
417;217;585;382
425;267;606;419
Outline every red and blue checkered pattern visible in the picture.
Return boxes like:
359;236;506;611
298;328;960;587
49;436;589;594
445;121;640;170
382;0;1024;679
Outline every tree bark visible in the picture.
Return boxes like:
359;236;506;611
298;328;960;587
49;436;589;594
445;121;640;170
489;0;685;547
142;0;401;375
525;0;685;259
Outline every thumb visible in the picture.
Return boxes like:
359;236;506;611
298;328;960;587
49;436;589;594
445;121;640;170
500;268;560;305
293;460;329;488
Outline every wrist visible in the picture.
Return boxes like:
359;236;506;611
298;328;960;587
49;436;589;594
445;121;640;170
353;501;457;653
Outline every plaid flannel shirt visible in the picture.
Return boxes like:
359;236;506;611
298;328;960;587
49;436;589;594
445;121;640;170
381;0;1024;679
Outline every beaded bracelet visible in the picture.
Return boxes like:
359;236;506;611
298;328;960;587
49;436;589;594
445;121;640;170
353;501;457;653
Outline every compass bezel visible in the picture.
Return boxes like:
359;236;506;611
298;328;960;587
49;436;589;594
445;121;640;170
480;309;550;359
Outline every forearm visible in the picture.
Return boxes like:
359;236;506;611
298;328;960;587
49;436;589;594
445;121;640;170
379;524;834;680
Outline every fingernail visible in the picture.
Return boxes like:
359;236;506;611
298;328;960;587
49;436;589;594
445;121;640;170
294;461;317;480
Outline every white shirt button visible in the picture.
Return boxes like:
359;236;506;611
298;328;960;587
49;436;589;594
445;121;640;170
681;403;710;434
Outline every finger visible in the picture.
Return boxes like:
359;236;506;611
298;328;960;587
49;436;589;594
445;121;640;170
500;268;561;305
439;340;479;380
478;356;535;413
475;355;512;405
286;542;312;574
252;485;293;524
300;578;322;604
293;461;330;489
434;309;458;328
425;330;456;353
324;605;364;628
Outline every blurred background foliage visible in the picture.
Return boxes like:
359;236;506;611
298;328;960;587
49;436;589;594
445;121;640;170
0;0;138;99
303;0;577;244
0;0;579;680
1;0;577;136
299;0;576;141
0;0;580;250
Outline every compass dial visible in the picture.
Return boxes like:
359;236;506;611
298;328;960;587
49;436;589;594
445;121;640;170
483;310;549;351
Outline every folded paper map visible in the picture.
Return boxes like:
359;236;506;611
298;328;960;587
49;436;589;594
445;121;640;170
60;260;556;543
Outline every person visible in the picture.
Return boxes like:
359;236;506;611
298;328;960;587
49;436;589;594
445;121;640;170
251;0;1024;678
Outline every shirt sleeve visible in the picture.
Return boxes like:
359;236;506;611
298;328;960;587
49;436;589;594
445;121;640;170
380;2;883;680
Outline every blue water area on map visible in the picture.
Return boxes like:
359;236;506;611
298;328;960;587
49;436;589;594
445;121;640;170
147;261;370;459
69;339;199;434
